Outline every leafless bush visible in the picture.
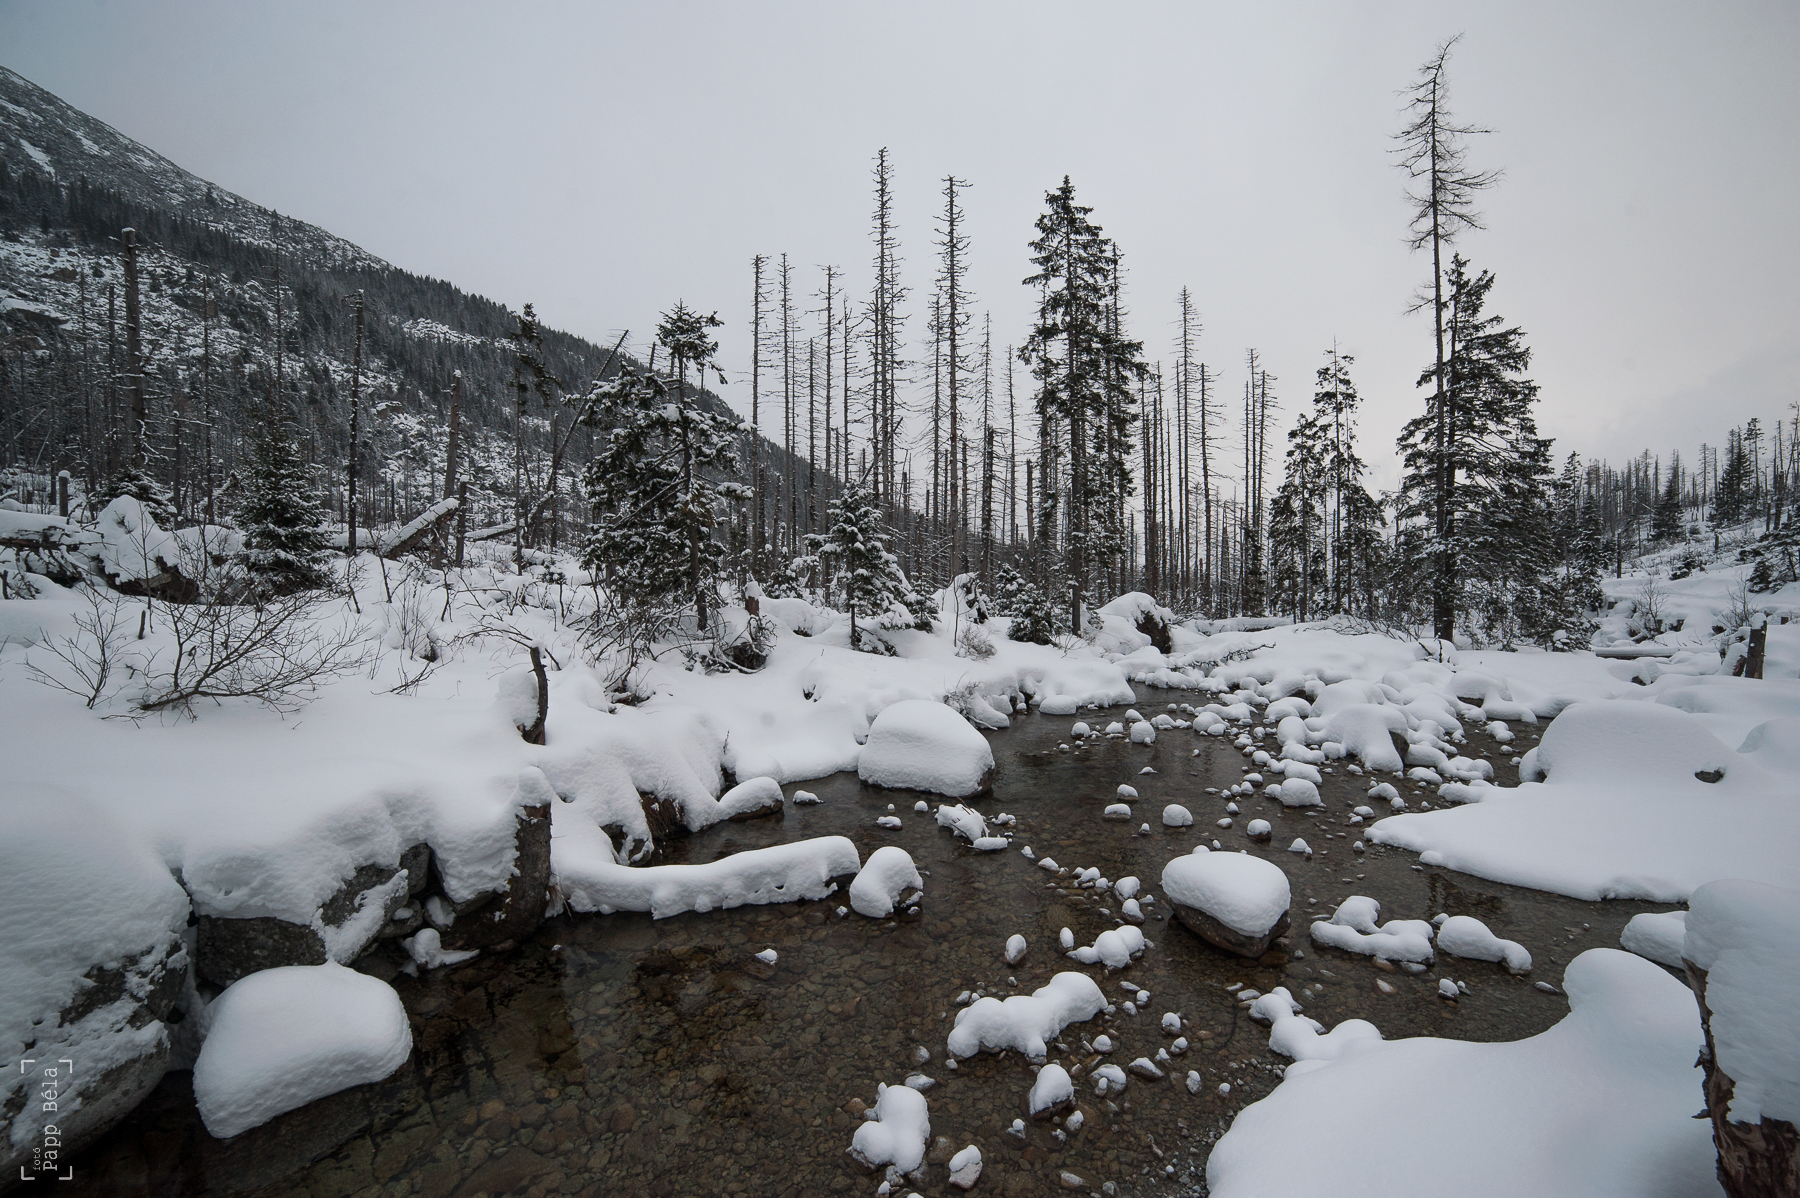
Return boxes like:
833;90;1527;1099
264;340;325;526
133;590;373;714
25;587;132;709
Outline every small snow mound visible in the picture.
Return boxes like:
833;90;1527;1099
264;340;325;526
1163;804;1194;827
1620;911;1688;970
848;1081;930;1173
850;846;923;918
1005;933;1028;965
1436;915;1532;973
1029;1062;1074;1115
947;972;1107;1061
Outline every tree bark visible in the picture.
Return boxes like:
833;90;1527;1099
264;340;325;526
1686;959;1800;1198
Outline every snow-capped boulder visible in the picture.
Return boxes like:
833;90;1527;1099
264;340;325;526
192;963;412;1138
849;846;924;919
847;1081;930;1174
1162;852;1292;958
2;790;189;1182
716;776;784;822
1620;911;1688;970
948;972;1107;1062
859;700;995;797
1436;915;1532;973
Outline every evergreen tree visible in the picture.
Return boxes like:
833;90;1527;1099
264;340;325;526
93;461;176;528
1396;36;1500;638
1311;349;1385;616
237;421;330;595
656;302;748;630
1396;255;1548;640
1019;177;1145;632
1268;412;1328;619
807;477;907;648
579;327;747;633
1001;574;1058;645
1716;431;1751;526
1652;458;1683;541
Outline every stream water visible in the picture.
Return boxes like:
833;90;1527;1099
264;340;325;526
67;693;1679;1198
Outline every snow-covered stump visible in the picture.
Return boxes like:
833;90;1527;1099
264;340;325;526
1162;852;1292;959
1682;880;1800;1198
2;793;190;1184
858;699;995;797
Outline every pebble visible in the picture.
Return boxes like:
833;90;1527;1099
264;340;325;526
1060;1171;1088;1190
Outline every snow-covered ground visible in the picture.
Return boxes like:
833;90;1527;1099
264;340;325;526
3;525;1797;1187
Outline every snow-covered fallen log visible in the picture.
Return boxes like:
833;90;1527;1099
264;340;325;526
556;835;860;918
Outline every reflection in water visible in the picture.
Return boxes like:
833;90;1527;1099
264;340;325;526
67;695;1677;1197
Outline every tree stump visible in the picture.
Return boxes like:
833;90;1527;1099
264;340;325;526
1686;960;1799;1197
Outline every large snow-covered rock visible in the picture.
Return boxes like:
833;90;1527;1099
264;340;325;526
1;789;189;1182
1162;851;1292;958
1207;949;1720;1198
850;846;923;919
1620;910;1689;970
858;699;994;797
192;963;412;1138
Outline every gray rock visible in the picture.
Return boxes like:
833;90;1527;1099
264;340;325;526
1169;902;1292;960
441;796;551;953
195;857;419;987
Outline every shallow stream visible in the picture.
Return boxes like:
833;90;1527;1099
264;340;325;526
68;693;1678;1198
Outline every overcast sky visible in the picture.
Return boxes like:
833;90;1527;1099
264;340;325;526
4;1;1796;489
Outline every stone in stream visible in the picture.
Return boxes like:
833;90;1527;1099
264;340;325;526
1161;851;1293;959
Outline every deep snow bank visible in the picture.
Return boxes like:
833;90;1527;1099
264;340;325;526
1207;949;1721;1198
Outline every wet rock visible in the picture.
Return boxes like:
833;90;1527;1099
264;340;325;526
606;1104;637;1133
443;780;552;954
197;856;422;986
1169;902;1292;961
1060;1170;1088;1190
928;1135;957;1165
1127;1057;1165;1081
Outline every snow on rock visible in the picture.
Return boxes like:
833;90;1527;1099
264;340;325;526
1162;804;1194;827
859;700;994;796
559;836;860;919
1250;986;1383;1063
1103;803;1134;821
1129;721;1157;744
1310;896;1436;964
192;963;412;1139
1620;911;1689;970
1114;876;1141;900
1288;838;1312;855
1066;926;1146;968
1091;1063;1129;1095
1207;949;1719;1198
401;928;478;971
714;776;784;821
1162;851;1292;952
1005;934;1028;965
1039;695;1081;716
1276;778;1322;807
1245;818;1273;843
1;789;189;1171
847;1082;930;1174
850;846;924;919
948;1144;983;1190
947;972;1107;1062
1435;915;1532;973
1373;701;1800;901
1683;879;1800;1125
935;803;990;844
1029;1062;1075;1117
1117;784;1139;799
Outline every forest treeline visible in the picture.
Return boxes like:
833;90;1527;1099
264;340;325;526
2;43;1795;648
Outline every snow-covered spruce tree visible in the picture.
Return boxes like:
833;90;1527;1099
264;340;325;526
1715;430;1752;526
92;462;176;528
807;477;906;648
1313;350;1387;617
236;420;331;595
992;561;1030;616
1020;177;1146;633
1396;255;1550;641
1269;412;1329;620
1396;35;1500;639
580;306;747;638
1002;577;1058;645
1652;457;1684;542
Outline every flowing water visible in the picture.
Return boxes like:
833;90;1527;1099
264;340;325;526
67;694;1679;1198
